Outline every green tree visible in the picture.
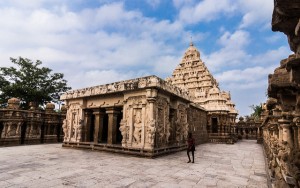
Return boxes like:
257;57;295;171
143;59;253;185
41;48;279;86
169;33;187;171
249;104;263;120
0;57;71;109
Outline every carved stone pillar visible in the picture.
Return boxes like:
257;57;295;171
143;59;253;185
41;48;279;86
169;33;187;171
83;110;92;142
106;108;119;145
93;111;105;144
279;118;293;148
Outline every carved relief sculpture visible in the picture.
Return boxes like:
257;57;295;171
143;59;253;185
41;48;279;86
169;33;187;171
119;119;128;145
147;119;156;146
62;119;68;141
133;110;142;144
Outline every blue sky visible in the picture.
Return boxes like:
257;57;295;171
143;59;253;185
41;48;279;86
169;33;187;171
0;0;291;116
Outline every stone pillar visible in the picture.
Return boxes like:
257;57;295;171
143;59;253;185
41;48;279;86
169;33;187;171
83;110;92;142
279;119;293;148
106;108;119;145
93;111;105;144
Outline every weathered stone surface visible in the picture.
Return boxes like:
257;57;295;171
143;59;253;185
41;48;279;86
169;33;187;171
0;140;268;187
260;1;300;187
0;99;65;146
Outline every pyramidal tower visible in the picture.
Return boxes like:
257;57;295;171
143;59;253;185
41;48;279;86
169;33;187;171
167;42;238;133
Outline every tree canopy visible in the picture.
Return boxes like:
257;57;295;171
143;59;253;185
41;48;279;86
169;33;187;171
249;104;263;120
0;57;71;109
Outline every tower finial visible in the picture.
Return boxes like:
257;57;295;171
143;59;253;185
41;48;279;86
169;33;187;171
190;35;193;46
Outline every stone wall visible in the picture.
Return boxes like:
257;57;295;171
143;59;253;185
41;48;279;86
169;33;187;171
0;98;66;146
187;105;208;145
260;1;300;187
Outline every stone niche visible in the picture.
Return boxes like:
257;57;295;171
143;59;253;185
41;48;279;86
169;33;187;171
61;75;208;157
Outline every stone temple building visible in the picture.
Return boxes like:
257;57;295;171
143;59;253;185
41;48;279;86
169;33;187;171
166;42;238;140
60;42;238;157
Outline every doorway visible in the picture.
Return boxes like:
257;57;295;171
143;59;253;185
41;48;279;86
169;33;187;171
212;117;218;133
101;114;108;143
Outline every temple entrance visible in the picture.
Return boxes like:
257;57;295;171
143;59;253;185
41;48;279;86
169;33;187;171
212;117;218;133
89;115;95;142
101;114;108;143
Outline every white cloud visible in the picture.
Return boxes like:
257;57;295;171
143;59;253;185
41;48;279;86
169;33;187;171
0;1;190;90
202;30;251;71
178;0;237;24
215;66;275;85
237;0;273;28
146;0;161;8
252;46;290;65
172;0;195;9
175;0;273;29
218;30;250;49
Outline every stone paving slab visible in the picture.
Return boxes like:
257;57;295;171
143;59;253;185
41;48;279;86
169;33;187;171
0;140;268;188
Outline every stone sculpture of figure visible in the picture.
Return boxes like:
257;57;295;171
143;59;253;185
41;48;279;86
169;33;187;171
6;122;16;137
175;121;182;143
119;119;128;144
133;111;142;143
62;119;68;141
77;119;83;142
147;119;156;146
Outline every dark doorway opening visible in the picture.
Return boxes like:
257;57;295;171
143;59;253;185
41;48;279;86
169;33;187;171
0;122;3;139
116;112;123;144
21;122;27;144
212;117;218;133
89;115;95;142
101;114;108;143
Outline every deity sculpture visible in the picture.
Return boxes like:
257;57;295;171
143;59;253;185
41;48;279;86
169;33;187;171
133;111;142;143
119;119;128;144
6;122;16;137
62;119;68;141
77;119;83;142
147;119;156;146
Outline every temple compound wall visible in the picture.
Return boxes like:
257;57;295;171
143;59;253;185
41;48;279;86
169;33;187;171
259;1;300;187
0;98;65;146
61;76;208;157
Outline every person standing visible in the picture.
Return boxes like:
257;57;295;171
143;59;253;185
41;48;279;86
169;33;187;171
187;132;195;163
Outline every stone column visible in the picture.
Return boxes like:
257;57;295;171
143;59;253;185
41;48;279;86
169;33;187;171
83;110;92;142
93;111;105;144
279;118;293;148
106;108;119;145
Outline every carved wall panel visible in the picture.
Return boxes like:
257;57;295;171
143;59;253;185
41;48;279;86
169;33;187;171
155;97;170;147
121;96;147;148
175;103;189;144
64;103;83;142
1;122;22;138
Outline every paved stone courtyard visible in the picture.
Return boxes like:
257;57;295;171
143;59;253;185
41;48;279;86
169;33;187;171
0;140;268;188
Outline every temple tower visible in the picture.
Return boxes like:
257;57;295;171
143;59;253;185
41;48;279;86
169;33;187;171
167;42;238;137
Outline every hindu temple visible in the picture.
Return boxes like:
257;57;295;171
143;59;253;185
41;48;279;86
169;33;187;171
60;43;238;157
